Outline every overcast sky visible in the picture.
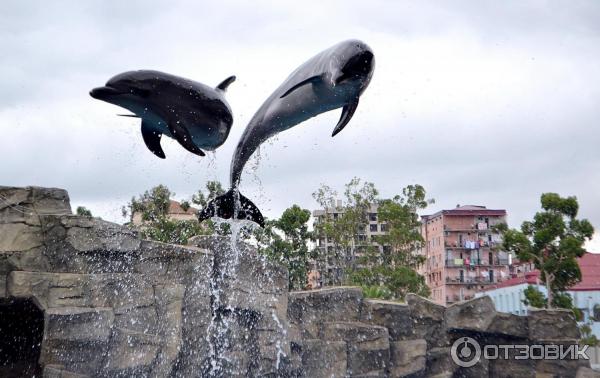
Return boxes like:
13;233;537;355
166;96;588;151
1;1;599;247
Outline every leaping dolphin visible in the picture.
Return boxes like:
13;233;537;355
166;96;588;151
90;70;236;158
198;39;375;227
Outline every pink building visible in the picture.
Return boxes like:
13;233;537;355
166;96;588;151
418;205;511;306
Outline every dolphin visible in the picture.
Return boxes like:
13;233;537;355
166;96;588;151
90;70;236;158
198;39;375;227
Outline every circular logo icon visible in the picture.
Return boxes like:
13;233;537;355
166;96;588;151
451;337;481;367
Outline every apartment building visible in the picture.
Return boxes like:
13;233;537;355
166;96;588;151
418;205;512;306
309;201;389;288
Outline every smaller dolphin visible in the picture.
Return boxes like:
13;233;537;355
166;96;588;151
199;39;375;227
90;70;236;158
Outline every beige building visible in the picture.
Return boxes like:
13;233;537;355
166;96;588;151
310;201;389;288
417;205;512;306
131;200;199;225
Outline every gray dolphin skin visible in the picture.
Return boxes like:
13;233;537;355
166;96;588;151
198;39;375;227
90;70;236;158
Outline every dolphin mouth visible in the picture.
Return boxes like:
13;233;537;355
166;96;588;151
89;85;122;99
336;50;375;84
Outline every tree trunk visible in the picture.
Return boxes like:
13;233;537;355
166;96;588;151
545;273;553;309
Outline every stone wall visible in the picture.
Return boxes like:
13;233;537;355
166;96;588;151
0;186;598;378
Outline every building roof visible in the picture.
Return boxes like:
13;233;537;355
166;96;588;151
484;253;600;292
571;253;600;291
422;205;506;220
484;271;541;291
168;200;198;215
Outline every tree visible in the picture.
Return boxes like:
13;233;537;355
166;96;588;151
348;184;433;300
76;206;92;217
191;181;225;208
312;178;378;284
122;184;208;245
522;285;547;308
500;193;594;308
122;184;172;223
256;205;314;290
376;185;433;268
312;179;433;300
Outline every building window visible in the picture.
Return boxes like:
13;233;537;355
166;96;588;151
380;223;389;232
369;213;377;221
370;224;378;232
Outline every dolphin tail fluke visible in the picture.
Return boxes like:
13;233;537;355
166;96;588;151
198;189;265;227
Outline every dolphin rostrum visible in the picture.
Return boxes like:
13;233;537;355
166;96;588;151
90;70;236;158
198;39;375;227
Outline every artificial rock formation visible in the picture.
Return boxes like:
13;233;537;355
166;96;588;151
0;186;598;378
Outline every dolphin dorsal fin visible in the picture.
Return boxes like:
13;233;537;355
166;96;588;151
216;75;236;91
280;75;321;99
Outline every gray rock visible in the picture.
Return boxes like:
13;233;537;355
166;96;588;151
0;223;44;252
406;293;448;346
528;308;581;341
424;347;458;378
360;299;412;340
1;186;590;377
43;365;90;378
288;286;363;338
577;366;600;378
445;295;497;332
45;307;114;342
104;328;162;372
388;339;427;377
296;339;347;378
488;312;529;339
320;321;390;376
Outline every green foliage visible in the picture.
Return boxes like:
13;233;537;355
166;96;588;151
361;285;393;300
522;285;547;308
141;218;205;245
500;193;594;308
350;265;430;301
122;184;172;222
191;181;225;208
312;178;379;284
580;323;599;347
376;184;433;268
180;200;191;212
123;184;210;245
523;286;585;329
256;205;314;290
313;178;433;300
75;206;92;217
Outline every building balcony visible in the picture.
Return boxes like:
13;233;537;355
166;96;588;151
445;259;510;267
445;276;498;284
444;241;501;249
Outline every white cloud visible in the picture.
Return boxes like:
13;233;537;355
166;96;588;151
1;1;599;230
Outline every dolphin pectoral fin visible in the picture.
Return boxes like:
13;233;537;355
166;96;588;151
216;75;236;91
141;121;166;159
332;99;359;137
198;189;265;227
166;121;206;157
279;75;321;99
